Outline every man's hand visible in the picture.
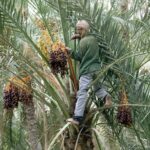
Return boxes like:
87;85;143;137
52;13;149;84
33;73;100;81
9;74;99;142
65;47;71;55
71;34;81;40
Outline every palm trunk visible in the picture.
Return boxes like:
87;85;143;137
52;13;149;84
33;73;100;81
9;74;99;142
2;109;13;149
64;127;94;150
23;100;42;150
41;103;48;150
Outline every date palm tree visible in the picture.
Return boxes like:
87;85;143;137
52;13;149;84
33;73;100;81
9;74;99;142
0;0;150;149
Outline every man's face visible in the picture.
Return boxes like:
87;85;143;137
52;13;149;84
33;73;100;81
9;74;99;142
76;27;87;38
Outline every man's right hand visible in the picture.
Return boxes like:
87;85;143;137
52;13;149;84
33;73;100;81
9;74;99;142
71;34;81;40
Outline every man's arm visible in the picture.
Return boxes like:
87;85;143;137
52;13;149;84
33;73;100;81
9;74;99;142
66;35;88;61
67;48;82;62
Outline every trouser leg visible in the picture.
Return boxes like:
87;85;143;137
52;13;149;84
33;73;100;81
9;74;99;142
74;74;92;117
92;72;109;101
74;72;110;118
94;83;108;100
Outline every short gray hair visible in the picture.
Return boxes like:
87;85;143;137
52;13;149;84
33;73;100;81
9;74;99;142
76;20;90;31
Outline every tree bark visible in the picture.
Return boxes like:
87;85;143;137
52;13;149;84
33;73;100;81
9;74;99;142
64;128;94;150
24;101;42;150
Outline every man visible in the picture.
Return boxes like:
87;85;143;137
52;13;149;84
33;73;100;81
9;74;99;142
67;20;112;125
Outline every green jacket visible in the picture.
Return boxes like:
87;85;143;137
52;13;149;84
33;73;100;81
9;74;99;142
70;34;101;77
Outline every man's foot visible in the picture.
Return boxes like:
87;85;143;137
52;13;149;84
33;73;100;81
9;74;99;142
104;95;112;108
67;118;79;125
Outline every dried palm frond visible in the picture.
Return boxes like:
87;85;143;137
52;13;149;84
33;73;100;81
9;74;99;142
48;72;65;97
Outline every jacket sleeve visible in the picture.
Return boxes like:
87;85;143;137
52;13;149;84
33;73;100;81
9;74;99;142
69;39;88;61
